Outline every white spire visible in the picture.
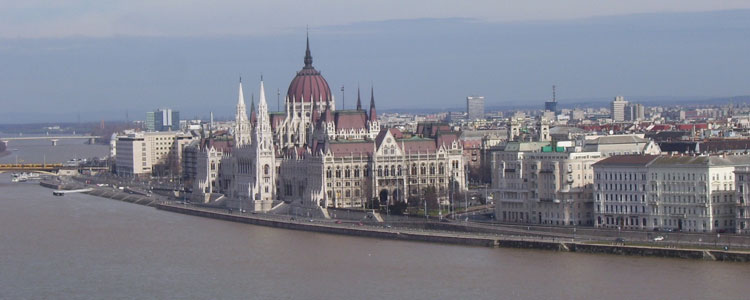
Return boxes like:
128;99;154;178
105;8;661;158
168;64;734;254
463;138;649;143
235;78;251;147
238;80;245;106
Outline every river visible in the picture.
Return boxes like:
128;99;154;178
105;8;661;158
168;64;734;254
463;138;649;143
0;137;109;164
1;174;749;299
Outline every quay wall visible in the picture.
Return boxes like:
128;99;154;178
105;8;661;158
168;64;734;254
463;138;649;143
156;204;750;262
156;204;497;247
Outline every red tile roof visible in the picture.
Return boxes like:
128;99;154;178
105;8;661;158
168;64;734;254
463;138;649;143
334;111;368;131
328;141;374;156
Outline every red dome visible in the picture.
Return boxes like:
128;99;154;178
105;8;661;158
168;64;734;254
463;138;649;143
286;37;332;103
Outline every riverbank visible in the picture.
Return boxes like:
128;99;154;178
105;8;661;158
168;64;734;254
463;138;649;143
155;202;750;262
40;181;750;262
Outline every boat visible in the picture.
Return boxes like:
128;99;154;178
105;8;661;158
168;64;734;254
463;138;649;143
10;172;41;182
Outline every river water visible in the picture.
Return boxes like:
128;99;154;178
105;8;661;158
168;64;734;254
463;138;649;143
1;174;749;299
0;137;109;164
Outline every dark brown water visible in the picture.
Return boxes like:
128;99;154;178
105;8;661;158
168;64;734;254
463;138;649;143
1;173;749;299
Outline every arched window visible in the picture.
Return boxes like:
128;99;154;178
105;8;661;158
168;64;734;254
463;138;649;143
384;166;389;176
439;163;444;175
336;167;341;178
326;168;332;178
430;163;435;175
264;164;270;175
420;163;426;175
391;166;396;177
354;167;360;177
398;165;402;176
345;167;351;178
411;164;417;175
378;166;383;177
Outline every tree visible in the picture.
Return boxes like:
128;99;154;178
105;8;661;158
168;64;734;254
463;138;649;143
389;201;408;215
423;186;439;211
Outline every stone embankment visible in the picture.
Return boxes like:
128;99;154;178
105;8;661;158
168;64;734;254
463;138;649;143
156;203;750;262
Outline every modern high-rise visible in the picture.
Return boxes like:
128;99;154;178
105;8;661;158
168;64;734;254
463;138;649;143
610;96;628;122
146;108;180;131
624;103;645;121
466;96;485;120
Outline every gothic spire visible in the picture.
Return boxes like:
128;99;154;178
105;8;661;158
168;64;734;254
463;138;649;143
304;30;313;69
369;86;377;122
237;77;245;107
324;95;334;122
250;94;257;124
356;86;362;111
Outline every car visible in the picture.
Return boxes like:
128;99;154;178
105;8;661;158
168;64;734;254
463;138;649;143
358;222;364;226
614;237;626;243
309;219;314;222
335;220;342;224
653;236;665;241
385;224;392;228
653;228;660;232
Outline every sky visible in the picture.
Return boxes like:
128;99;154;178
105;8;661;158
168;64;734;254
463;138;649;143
1;1;750;123
3;1;750;38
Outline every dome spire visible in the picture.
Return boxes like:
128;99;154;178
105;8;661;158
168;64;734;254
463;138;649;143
304;28;313;69
356;86;362;111
369;85;377;122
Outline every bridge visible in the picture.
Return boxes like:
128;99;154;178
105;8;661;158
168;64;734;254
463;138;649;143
1;136;102;146
0;163;109;175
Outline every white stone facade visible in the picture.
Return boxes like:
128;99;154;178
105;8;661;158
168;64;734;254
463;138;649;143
115;131;194;176
492;142;602;226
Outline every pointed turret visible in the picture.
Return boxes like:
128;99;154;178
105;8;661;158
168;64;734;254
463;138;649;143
304;31;313;69
323;97;334;122
250;94;257;125
237;77;246;107
311;98;320;124
258;80;269;125
235;77;251;147
356;87;362;111
369;86;377;122
255;79;273;150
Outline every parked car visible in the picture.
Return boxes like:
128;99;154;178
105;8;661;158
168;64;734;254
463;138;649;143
614;237;626;243
335;220;342;224
653;236;665;241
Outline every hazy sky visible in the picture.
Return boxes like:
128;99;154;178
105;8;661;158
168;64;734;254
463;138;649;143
1;2;750;123
3;1;750;38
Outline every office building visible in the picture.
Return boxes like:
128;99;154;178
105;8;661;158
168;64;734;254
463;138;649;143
466;96;485;120
115;131;194;176
146;108;180;131
611;96;628;122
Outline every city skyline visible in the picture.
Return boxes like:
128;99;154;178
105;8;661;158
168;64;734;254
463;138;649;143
1;8;749;124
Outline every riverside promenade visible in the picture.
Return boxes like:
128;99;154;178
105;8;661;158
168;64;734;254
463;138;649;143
156;202;750;262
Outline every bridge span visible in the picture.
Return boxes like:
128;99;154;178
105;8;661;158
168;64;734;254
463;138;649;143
0;136;102;146
0;163;108;175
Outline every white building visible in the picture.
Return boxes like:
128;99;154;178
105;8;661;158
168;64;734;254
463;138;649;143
735;166;750;233
594;155;750;233
492;141;602;226
115;131;194;176
610;95;628;122
200;37;467;214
